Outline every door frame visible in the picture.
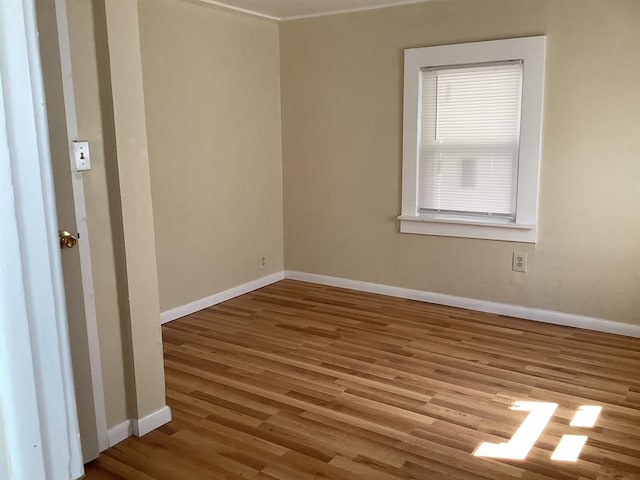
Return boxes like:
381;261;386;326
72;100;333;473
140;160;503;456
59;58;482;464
52;0;109;453
0;0;84;477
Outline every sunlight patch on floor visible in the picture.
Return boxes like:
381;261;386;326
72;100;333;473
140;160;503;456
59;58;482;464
473;401;601;462
551;435;589;461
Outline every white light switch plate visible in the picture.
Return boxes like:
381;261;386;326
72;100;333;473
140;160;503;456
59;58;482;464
73;141;91;171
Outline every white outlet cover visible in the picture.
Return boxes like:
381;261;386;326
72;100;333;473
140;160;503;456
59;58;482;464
512;251;528;273
73;141;91;171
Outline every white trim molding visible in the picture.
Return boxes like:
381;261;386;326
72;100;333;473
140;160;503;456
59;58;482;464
398;215;537;243
400;36;546;243
285;271;640;339
279;0;436;21
132;406;172;437
160;272;285;324
197;0;435;22
0;0;84;477
107;405;172;448
106;420;132;448
198;0;280;21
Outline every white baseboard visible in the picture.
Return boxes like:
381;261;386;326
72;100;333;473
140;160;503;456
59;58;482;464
106;405;172;449
160;272;285;324
132;405;172;437
284;270;640;338
106;419;131;448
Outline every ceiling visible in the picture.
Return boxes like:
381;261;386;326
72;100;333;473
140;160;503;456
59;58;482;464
199;0;433;21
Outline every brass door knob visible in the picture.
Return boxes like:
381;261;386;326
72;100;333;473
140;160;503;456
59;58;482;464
59;230;78;249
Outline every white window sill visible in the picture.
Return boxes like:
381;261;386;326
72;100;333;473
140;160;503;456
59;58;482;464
398;215;537;243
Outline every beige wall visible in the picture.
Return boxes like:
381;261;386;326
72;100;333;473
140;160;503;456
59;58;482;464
65;0;168;428
67;0;129;428
280;0;640;325
138;0;285;312
62;0;285;432
58;0;640;433
102;0;167;420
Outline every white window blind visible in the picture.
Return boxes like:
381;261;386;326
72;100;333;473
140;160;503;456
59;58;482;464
418;61;523;219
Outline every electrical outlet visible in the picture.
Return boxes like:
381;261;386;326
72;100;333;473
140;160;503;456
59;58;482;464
512;251;527;273
259;256;266;270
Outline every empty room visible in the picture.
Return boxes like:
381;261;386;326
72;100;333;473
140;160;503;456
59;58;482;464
2;0;639;479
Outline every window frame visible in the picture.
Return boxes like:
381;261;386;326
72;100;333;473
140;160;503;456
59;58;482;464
399;36;547;243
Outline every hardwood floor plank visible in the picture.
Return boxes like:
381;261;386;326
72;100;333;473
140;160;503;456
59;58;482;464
85;280;640;479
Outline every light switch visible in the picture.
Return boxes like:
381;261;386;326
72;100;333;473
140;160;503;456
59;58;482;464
73;141;91;171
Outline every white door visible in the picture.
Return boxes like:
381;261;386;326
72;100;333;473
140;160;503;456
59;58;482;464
35;0;108;462
0;0;85;478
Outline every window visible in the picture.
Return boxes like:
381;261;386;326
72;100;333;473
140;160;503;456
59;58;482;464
399;37;546;243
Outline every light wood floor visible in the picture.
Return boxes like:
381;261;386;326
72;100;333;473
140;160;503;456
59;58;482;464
85;280;640;479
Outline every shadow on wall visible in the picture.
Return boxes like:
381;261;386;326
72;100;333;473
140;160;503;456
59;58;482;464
91;0;137;418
